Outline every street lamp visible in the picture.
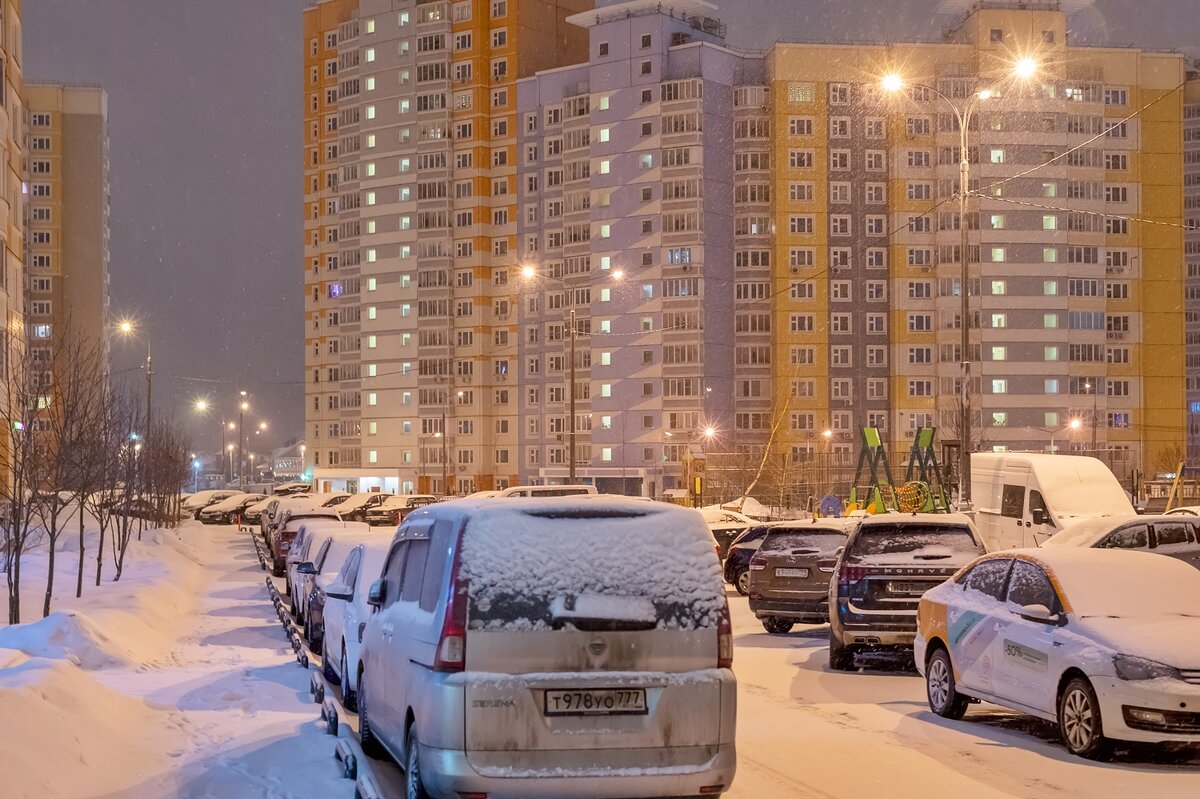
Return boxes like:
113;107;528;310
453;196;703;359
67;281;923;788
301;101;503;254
194;399;239;481
522;264;624;483
1084;382;1099;452
238;394;249;490
117;318;154;434
882;60;1037;508
1050;418;1083;454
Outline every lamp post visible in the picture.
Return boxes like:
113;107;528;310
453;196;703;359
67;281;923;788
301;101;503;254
238;392;249;490
700;426;716;507
522;264;623;484
1084;381;1099;452
118;319;153;435
1050;418;1083;454
882;58;1037;508
191;453;199;493
226;444;235;482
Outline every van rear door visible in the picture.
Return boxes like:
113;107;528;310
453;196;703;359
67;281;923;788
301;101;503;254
457;504;729;772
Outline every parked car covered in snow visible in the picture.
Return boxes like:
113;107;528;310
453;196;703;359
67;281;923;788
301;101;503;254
260;495;319;539
356;497;736;798
181;489;242;519
273;481;312;496
1043;515;1200;570
241;495;275;525
748;519;852;632
286;519;372;605
916;548;1200;759
828;513;987;670
319;538;389;711
199;493;266;525
332;492;393;522
298;529;376;651
363;494;437;526
268;507;341;576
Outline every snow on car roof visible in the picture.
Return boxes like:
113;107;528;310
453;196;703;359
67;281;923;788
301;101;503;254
1042;513;1147;548
447;498;723;631
1015;546;1200;617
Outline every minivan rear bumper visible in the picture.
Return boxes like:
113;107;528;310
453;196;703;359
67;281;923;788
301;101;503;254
420;741;737;799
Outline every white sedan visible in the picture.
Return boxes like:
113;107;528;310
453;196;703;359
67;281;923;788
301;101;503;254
915;547;1200;759
321;539;389;712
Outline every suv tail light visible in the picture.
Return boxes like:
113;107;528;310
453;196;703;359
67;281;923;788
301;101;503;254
434;537;468;672
748;554;767;571
838;564;866;586
717;599;733;669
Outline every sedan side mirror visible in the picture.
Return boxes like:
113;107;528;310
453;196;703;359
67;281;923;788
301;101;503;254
1018;603;1063;626
367;579;386;608
296;562;316;575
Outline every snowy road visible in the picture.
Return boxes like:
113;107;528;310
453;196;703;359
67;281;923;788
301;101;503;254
6;523;1196;798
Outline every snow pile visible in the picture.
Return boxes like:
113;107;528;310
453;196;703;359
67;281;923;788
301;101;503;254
0;657;184;798
461;500;725;631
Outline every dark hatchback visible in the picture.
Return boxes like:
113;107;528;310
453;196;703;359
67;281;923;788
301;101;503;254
724;523;781;595
748;521;851;633
828;513;986;670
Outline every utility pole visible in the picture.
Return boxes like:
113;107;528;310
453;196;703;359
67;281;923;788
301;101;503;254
958;125;972;508
145;343;153;436
569;307;576;483
440;409;448;496
238;392;248;490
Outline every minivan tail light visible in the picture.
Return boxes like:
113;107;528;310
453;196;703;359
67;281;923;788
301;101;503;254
434;536;468;673
717;599;733;669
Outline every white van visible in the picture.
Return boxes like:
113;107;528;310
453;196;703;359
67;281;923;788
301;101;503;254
357;497;736;798
970;453;1135;550
494;483;597;498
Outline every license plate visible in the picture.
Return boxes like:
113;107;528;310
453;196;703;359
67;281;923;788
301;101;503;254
776;567;809;578
887;581;931;595
543;688;648;717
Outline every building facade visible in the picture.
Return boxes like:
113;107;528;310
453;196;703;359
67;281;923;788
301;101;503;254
515;0;763;495
304;0;591;495
24;83;111;375
1185;73;1200;463
0;0;24;491
305;0;1188;500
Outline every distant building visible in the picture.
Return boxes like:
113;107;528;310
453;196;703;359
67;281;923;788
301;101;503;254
24;82;112;377
0;0;26;492
1185;71;1200;463
272;439;307;479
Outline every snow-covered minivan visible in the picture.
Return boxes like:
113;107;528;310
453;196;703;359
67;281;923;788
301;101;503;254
356;497;737;799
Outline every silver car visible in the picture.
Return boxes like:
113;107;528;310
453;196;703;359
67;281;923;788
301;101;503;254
357;498;737;798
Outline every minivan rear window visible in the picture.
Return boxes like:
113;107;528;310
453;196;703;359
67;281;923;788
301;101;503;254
761;529;845;554
461;507;723;632
850;524;982;560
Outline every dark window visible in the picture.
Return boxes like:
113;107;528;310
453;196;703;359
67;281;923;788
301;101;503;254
990;28;1003;42
640;33;652;48
598;42;608;56
313;538;333;569
962;559;1011;600
401;539;430;603
760;529;846;554
381;543;407;607
1029;490;1050;522
1000;484;1024;518
1103;524;1148;549
1006;561;1057;610
342;548;362;595
1153;522;1192;547
850;524;984;558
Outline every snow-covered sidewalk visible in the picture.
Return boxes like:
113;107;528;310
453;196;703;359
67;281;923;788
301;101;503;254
0;524;349;799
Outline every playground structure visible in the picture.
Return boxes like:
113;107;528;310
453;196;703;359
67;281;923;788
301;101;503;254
842;427;951;516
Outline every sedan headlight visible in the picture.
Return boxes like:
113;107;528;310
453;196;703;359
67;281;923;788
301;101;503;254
1113;654;1181;681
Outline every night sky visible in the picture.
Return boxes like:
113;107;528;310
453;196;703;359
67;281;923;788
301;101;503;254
23;0;1200;452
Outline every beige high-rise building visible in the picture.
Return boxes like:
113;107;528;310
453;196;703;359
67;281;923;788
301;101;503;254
25;82;111;373
304;0;590;495
0;0;25;491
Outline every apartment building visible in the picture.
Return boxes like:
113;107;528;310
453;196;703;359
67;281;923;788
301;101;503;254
24;83;111;376
0;0;24;491
304;0;590;495
1185;74;1200;462
767;3;1185;480
515;0;763;495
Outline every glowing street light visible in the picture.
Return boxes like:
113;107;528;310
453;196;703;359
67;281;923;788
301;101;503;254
117;318;154;432
1050;418;1083;454
1014;57;1038;79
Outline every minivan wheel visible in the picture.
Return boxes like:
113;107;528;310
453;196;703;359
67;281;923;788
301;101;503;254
735;569;751;596
1058;677;1114;760
341;647;358;711
926;647;969;719
828;631;856;671
762;617;794;635
405;727;432;799
358;675;385;759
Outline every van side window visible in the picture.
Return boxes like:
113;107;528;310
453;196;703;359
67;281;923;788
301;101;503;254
1104;525;1148;550
401;539;429;603
419;522;453;612
1153;522;1191;548
382;543;407;607
1000;484;1024;518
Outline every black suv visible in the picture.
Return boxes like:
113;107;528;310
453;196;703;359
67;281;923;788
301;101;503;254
828;513;986;670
